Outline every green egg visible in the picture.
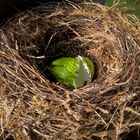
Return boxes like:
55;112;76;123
49;55;95;89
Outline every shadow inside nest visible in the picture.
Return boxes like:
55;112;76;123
20;29;98;87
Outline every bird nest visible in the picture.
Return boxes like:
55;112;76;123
0;1;140;140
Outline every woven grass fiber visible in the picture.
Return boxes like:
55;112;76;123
0;1;140;140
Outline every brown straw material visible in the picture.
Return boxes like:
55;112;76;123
0;1;140;139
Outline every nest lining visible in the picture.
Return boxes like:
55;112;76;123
0;1;140;140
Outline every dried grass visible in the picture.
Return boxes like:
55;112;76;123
0;1;140;140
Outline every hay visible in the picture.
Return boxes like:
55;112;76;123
0;1;140;140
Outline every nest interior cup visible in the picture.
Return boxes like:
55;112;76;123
0;1;140;140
